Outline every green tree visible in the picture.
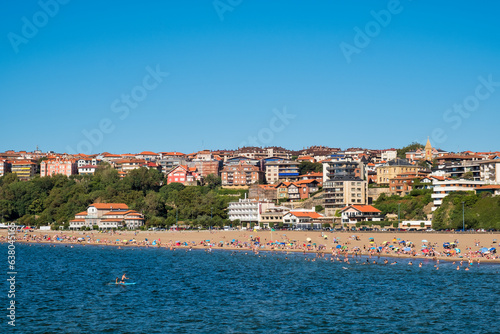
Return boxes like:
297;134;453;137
298;161;323;175
204;174;221;190
397;142;424;159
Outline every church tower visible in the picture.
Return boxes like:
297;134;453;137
424;137;433;161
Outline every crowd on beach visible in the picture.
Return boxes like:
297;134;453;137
1;228;498;263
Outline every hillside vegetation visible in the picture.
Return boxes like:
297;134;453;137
432;192;500;230
373;189;433;221
0;164;245;229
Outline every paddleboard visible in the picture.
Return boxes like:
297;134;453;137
117;282;136;285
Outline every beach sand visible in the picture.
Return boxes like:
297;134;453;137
3;228;499;263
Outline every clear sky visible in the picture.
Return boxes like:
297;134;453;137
1;0;499;154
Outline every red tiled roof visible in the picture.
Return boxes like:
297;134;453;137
341;205;381;213
289;211;323;219
70;219;85;222
139;151;157;155
475;185;500;189
75;211;87;216
90;203;129;210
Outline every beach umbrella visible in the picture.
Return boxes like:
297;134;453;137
422;249;429;253
422;240;428;243
489;247;496;253
306;238;312;242
480;247;489;253
369;237;374;240
336;245;342;249
370;247;376;250
403;247;412;252
455;248;461;253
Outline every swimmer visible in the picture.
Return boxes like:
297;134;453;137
418;262;422;268
465;267;469;271
408;261;413;265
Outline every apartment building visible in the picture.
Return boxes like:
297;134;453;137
376;159;422;185
264;160;300;184
40;158;78;177
431;179;486;211
227;198;274;225
477;159;500;183
11;160;37;180
221;161;263;186
0;159;11;177
322;158;368;216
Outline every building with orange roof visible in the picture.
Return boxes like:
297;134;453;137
221;161;263;187
69;203;145;230
340;204;382;227
296;156;315;163
283;210;324;229
136;151;159;161
166;165;201;185
475;184;500;196
298;172;323;186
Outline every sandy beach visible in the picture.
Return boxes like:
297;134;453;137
3;228;499;263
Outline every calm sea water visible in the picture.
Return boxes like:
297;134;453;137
2;244;499;333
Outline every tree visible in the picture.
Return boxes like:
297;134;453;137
298;161;322;175
315;205;324;212
397;142;424;159
420;222;425;229
204;174;221;190
463;171;474;180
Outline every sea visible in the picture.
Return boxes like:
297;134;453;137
2;243;499;333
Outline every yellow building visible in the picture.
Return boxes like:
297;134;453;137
376;159;422;185
11;160;37;180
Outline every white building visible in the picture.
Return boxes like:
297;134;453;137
69;203;145;230
381;149;397;162
478;160;500;183
431;180;486;211
227;198;274;225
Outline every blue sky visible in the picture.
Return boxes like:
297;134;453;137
1;0;499;154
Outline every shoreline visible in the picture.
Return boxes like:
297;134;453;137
4;229;499;264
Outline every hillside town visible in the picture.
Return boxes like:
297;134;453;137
1;139;499;231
